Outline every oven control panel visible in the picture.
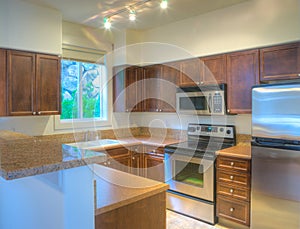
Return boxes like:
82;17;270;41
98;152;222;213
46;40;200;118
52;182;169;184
187;124;235;139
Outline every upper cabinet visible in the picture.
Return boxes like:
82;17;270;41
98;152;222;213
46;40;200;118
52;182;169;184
179;54;226;87
179;58;202;87
35;54;61;115
125;66;145;112
0;49;7;116
112;65;145;113
226;49;259;114
260;42;300;82
7;50;61;116
201;54;226;85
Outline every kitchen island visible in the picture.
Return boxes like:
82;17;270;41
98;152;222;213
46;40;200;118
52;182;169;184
0;133;170;229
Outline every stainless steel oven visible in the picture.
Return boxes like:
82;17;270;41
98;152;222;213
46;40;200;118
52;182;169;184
164;124;235;224
176;84;226;115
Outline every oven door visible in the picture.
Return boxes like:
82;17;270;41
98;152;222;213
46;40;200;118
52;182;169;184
165;153;215;202
176;92;210;115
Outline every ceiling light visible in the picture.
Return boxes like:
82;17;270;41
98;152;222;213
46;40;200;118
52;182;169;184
160;0;168;9
104;17;111;29
129;9;136;21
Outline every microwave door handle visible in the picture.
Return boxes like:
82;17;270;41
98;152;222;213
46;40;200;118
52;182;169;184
208;94;212;113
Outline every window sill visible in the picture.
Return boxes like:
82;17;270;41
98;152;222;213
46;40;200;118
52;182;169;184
54;115;112;130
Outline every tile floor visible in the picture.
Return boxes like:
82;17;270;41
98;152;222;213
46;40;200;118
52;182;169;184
167;210;229;229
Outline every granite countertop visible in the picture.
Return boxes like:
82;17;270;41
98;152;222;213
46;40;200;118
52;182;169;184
0;139;107;180
0;132;182;180
216;144;251;159
93;165;169;215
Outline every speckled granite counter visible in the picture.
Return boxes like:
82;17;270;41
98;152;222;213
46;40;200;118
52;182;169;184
0;139;107;180
94;165;169;215
215;134;251;159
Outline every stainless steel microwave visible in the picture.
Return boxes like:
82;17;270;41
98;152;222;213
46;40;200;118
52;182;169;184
176;84;226;115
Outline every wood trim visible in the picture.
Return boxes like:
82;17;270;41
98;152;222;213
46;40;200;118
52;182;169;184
0;49;7;116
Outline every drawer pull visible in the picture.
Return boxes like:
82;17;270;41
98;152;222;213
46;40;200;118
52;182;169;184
230;189;234;193
230;207;235;212
132;157;135;160
230;175;234;180
230;162;234;166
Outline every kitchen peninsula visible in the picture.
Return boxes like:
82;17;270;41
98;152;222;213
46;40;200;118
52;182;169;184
0;131;170;229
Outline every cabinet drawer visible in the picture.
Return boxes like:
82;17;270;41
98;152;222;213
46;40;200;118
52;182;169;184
217;170;250;188
106;147;130;158
144;145;164;157
217;156;250;173
217;183;250;201
129;144;144;154
217;196;250;226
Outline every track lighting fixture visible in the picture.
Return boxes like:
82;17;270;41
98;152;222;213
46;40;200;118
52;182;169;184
160;0;168;9
103;0;168;29
129;9;136;21
104;17;111;29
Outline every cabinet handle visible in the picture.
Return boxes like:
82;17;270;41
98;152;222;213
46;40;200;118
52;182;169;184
230;189;234;193
159;109;162;112
230;175;234;180
126;109;129;112
132;157;135;160
200;81;204;85
38;111;41;115
156;109;159;112
230;162;234;167
107;161;111;165
298;73;300;77
32;112;36;115
196;82;200;85
227;109;230;113
230;207;234;212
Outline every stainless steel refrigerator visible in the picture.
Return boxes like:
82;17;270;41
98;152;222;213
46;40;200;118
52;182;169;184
251;82;300;229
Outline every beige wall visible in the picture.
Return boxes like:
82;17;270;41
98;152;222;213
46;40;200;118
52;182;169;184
0;0;62;54
141;0;300;57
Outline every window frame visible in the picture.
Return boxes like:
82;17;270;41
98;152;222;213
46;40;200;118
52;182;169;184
54;58;112;130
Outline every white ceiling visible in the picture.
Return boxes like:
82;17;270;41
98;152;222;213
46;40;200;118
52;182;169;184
23;0;249;30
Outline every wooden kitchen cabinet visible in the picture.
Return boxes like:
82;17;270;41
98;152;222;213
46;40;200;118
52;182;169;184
144;64;162;112
7;50;61;116
0;49;7;116
129;145;144;176
260;42;300;82
112;65;145;112
125;66;145;112
100;147;132;174
216;156;251;226
144;63;178;112
201;54;226;85
143;145;165;182
226;49;259;114
179;58;202;87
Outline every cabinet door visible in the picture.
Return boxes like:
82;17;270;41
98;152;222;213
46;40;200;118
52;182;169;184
36;54;61;115
7;50;36;116
0;49;6;116
226;50;259;114
113;65;126;112
144;64;162;112
179;58;202;87
130;145;144;176
125;66;145;112
159;62;179;112
144;154;165;182
201;54;226;85
260;42;300;82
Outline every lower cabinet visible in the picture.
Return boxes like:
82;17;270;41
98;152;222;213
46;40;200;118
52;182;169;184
216;156;251;226
98;144;165;182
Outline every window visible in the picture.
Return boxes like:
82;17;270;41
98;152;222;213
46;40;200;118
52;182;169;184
60;59;108;121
